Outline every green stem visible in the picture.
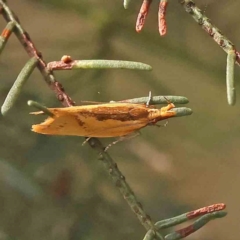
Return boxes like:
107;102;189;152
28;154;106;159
1;57;38;115
226;50;236;106
47;59;152;71
117;95;189;104
28;100;54;117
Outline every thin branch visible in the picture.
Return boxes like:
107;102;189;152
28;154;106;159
88;138;164;240
179;0;239;60
179;0;240;105
0;0;74;107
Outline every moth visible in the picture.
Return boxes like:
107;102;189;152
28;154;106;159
30;102;176;138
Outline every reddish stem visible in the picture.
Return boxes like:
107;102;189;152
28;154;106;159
158;0;168;36
136;0;152;33
186;203;226;219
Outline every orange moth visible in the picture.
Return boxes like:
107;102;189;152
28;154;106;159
30;102;176;138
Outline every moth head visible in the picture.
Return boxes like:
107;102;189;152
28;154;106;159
149;103;176;123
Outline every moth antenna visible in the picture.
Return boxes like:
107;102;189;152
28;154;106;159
163;96;171;104
146;91;152;107
104;131;140;152
161;97;175;111
28;100;55;117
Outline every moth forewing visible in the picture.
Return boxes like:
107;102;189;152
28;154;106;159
30;102;176;138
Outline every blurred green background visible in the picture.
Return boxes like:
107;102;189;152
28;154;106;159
0;0;240;239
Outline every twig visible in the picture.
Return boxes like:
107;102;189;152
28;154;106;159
88;138;164;240
179;0;240;105
179;0;238;59
0;0;75;107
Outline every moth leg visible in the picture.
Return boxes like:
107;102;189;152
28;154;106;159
82;137;92;146
155;120;168;128
146;91;152;107
149;119;168;127
104;131;140;152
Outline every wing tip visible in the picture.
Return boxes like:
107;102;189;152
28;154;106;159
30;116;56;134
31;124;47;134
